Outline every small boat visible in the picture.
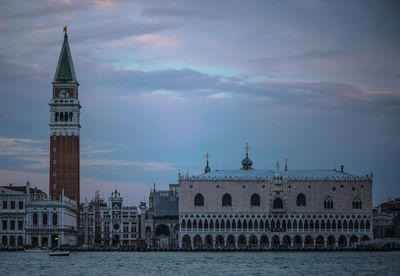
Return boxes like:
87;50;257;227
49;250;70;256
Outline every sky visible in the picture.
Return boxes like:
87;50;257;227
0;0;399;206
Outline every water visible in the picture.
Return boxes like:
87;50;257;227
1;251;399;275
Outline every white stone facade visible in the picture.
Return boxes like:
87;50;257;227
25;192;78;248
0;182;47;249
179;155;373;249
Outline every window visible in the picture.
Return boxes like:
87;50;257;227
273;198;283;209
222;193;232;207
352;187;355;191
33;213;38;225
18;201;23;209
2;220;7;230
55;112;59;121
53;147;56;152
296;193;306;206
352;196;362;209
332;187;336;191
11;201;15;209
53;213;58;225
18;221;23;230
251;193;260;206
324;196;333;209
3;201;7;209
194;193;204;206
10;220;15;230
43;213;48;225
53;172;56;176
53;160;56;165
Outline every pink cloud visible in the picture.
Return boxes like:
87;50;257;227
105;34;180;49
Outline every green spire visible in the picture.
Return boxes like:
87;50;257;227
56;43;72;80
54;32;77;82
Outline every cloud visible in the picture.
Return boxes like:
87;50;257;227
105;34;180;49
0;137;46;157
81;159;175;171
142;8;206;18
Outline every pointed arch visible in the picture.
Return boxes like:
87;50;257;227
194;193;204;206
296;193;306;206
251;193;260;206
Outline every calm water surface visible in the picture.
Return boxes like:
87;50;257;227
0;251;399;276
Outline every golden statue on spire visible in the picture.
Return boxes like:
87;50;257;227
63;26;68;33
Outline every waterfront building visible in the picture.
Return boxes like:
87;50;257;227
80;189;139;249
49;27;81;207
1;181;77;249
25;190;78;248
373;197;400;238
0;182;46;249
179;147;373;249
145;184;179;249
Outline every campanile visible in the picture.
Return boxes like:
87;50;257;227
49;28;81;206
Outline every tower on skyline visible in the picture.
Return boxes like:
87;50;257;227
49;28;81;207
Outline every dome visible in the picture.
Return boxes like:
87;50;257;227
241;156;253;170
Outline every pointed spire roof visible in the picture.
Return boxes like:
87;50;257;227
54;30;77;82
204;151;211;173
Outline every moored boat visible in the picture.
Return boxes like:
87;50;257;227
49;250;70;256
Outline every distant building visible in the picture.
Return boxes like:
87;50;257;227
25;190;78;248
373;198;400;239
145;184;179;249
1;181;77;249
179;147;373;249
80;189;140;249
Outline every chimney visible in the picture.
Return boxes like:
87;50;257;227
340;165;344;172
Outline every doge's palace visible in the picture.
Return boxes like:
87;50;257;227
179;146;373;249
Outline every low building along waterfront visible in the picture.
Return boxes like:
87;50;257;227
179;148;373;249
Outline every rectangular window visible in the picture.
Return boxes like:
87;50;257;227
19;201;23;209
3;201;7;209
18;221;23;230
10;220;15;230
53;147;56;152
53;160;56;165
2;220;7;230
11;201;15;209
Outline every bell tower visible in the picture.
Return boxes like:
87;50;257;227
49;27;81;207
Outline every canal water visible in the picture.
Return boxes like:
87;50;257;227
0;251;399;275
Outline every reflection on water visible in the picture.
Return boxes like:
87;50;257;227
0;251;399;276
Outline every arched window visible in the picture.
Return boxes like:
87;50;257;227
43;213;47;225
69;112;73;121
60;112;64;121
222;193;232;207
251;193;260;206
296;193;306;206
273;197;283;209
55;112;59;122
33;213;38;225
324;196;333;209
194;193;204;206
53;213;58;226
64;112;68;122
352;196;362;209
